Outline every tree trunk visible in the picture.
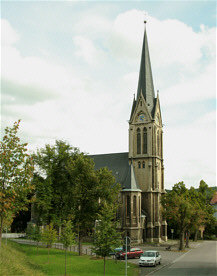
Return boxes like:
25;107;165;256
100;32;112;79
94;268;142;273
104;257;106;276
48;247;50;263
65;249;67;276
78;231;83;256
185;230;190;248
179;231;185;251
194;229;198;242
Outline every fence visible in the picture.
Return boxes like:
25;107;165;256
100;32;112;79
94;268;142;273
2;233;26;238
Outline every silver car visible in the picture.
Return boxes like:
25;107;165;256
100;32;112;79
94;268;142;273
139;250;161;267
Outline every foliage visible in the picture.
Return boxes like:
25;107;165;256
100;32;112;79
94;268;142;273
161;182;197;250
41;223;57;263
33;141;80;228
161;180;216;249
67;157;121;256
0;120;34;248
92;202;122;276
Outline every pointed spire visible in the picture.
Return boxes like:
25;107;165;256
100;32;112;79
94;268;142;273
136;23;155;115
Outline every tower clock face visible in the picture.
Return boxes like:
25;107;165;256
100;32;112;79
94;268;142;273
139;114;145;122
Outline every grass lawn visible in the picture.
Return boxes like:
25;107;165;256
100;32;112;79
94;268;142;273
1;240;139;276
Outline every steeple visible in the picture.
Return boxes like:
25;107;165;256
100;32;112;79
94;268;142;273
136;24;155;116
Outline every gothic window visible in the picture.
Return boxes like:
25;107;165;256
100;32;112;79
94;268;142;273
126;196;130;217
142;161;145;168
143;127;147;154
133;196;137;217
139;196;141;223
138;161;141;169
137;128;141;154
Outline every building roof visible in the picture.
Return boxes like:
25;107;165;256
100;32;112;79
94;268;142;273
89;152;141;192
210;192;217;204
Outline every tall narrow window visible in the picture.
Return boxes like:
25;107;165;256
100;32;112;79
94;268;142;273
143;127;147;154
157;131;160;156
137;128;141;154
142;161;145;168
133;196;137;217
127;196;130;217
138;161;141;169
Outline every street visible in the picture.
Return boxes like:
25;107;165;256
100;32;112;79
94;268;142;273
133;241;217;276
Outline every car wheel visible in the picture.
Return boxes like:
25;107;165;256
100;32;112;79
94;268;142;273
154;262;157;267
159;260;161;265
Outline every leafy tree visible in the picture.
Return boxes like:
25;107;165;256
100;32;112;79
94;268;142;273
67;157;121;256
92;202;122;276
61;220;75;276
33;141;79;233
0;120;34;248
41;223;57;263
161;182;195;250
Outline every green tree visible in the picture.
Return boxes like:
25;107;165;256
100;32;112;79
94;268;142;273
92;202;122;276
61;220;75;276
33;141;79;233
41;223;57;263
0;120;34;248
161;182;195;250
67;157;121;256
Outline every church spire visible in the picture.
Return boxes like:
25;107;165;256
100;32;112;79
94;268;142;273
136;23;155;115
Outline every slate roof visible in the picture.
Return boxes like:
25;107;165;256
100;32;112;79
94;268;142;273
89;152;141;191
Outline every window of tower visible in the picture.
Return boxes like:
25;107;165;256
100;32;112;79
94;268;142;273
137;128;141;154
157;131;160;156
126;196;130;217
133;196;137;217
138;161;141;168
143;127;147;154
142;161;145;168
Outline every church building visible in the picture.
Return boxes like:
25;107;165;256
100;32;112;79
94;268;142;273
90;24;167;244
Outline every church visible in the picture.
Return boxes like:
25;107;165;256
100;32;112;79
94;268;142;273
90;24;168;244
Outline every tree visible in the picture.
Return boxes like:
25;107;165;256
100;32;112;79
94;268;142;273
161;182;195;250
0;120;34;248
61;220;75;276
67;157;121;256
41;223;57;263
33;141;80;233
92;202;122;276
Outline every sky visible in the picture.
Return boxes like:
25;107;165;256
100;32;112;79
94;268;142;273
1;0;216;190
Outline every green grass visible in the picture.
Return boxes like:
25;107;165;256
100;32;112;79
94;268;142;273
0;239;45;276
0;240;139;276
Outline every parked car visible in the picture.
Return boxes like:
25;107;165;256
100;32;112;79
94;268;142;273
139;250;161;267
109;247;123;255
116;248;143;259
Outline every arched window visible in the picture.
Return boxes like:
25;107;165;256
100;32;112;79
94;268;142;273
133;196;137;217
142;161;145;168
127;196;130;217
138;161;141;169
143;127;147;154
137;128;141;154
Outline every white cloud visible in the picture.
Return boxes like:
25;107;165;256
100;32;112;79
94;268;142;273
1;18;20;45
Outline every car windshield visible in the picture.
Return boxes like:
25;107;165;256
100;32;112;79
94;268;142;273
142;252;155;257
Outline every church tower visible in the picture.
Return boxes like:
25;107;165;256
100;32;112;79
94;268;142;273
129;24;167;242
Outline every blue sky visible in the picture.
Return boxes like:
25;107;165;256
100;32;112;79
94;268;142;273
1;0;216;189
